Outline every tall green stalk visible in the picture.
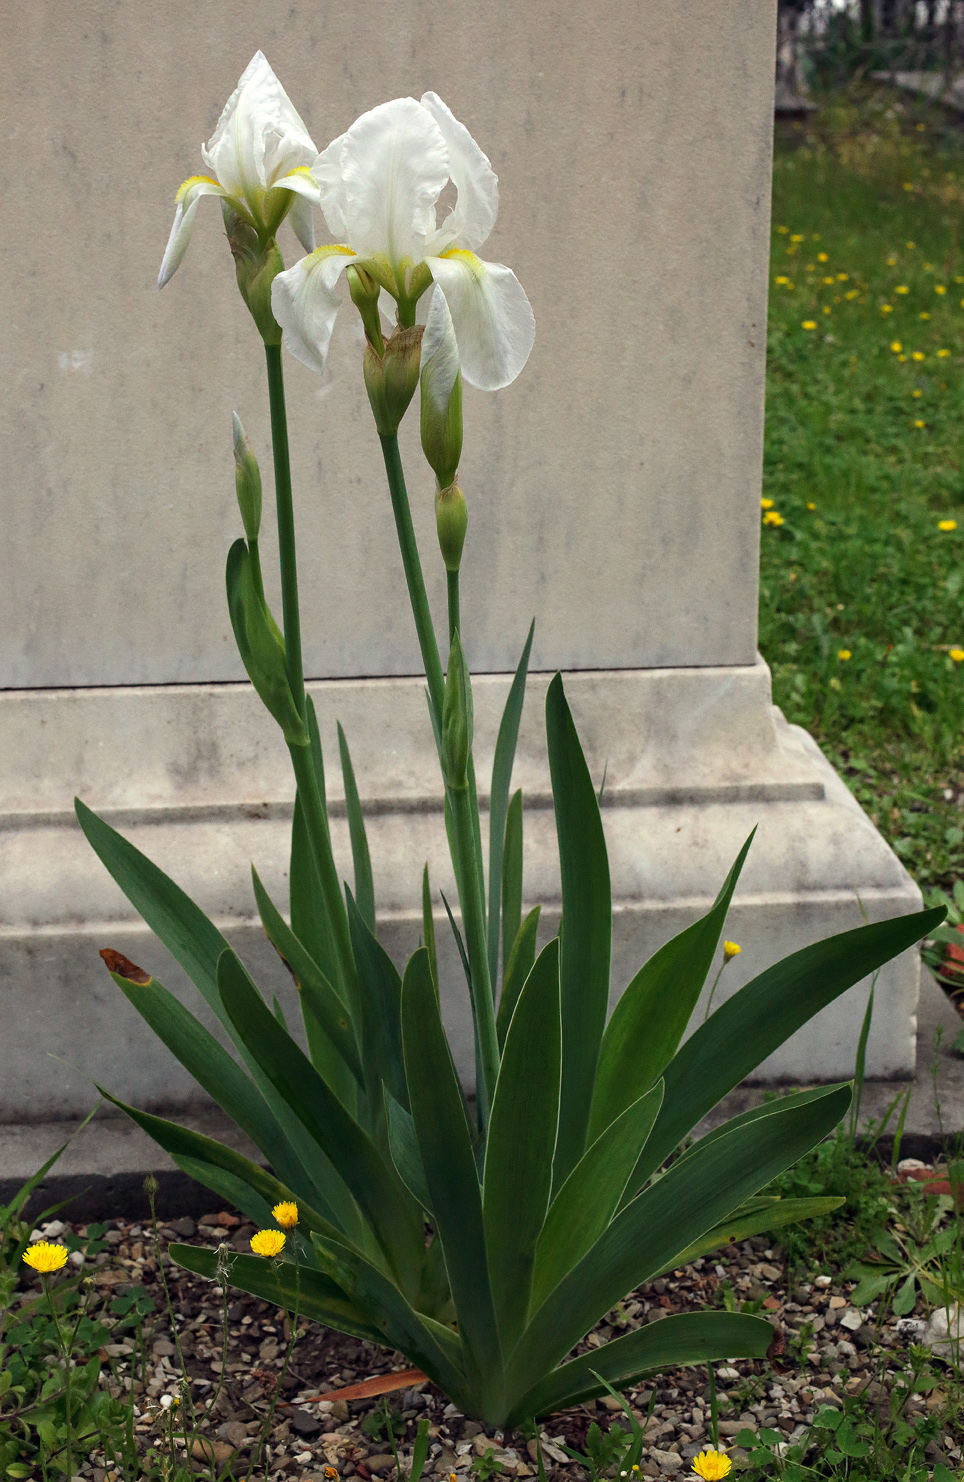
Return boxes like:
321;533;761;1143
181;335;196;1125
264;343;355;1003
447;568;460;644
378;433;498;1113
378;434;445;721
265;343;306;722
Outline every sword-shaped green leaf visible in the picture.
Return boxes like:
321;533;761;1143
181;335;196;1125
487;622;535;986
483;940;561;1347
98;1090;346;1243
225;538;307;746
635;907;944;1183
507;1083;851;1392
338;722;376;931
662;1194;845;1273
546;674;611;1188
496;906;541;1051
216;947;425;1295
384;1089;434;1216
401;949;503;1402
251;866;363;1089
422;864;439;993
103;959;326;1200
531;1081;663;1313
500;790;524;990
588;835;754;1142
171;1244;383;1343
507;1310;773;1424
310;1231;467;1399
347;891;408;1115
75;800;341;1198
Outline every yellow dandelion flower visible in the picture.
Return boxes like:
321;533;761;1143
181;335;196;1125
886;256;898;266
912;350;925;361
250;1229;286;1258
881;303;893;313
817;251;828;262
898;353;908;361
939;519;958;531
776;225;789;234
723;941;741;958
935;284;947;294
907;241;916;249
949;649;964;662
938;348;951;357
837;272;849;281
920;312;931;320
896;285;910;294
761;497;774;509
890;340;903;352
774;275;789;285
272;1201;299;1229
790;233;804;243
838;649;852;661
23;1242;68;1274
801;320;817;330
691;1450;732;1481
903;182;914;191
807;501;816;510
845;289;859;299
822;305;831;315
914;419;926;428
913;389;922;398
763;511;785;527
822;276;834;285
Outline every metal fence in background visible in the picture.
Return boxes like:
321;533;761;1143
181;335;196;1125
778;0;964;101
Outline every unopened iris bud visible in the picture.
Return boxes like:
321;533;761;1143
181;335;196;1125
232;413;262;542
440;631;474;790
419;287;463;489
363;325;423;436
225;205;284;345
435;483;467;573
347;264;385;356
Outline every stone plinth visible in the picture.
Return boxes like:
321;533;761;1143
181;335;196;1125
0;0;924;1145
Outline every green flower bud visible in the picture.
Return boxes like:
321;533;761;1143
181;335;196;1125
224;204;284;345
347;264;385;356
419;286;463;488
435;482;468;573
363;325;423;436
440;631;474;791
232;413;262;542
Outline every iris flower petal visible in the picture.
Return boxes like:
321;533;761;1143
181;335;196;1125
271;245;357;373
426;250;535;390
421;92;498;254
158;177;227;288
333;98;449;263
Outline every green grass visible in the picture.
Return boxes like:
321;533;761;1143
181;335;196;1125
762;91;964;891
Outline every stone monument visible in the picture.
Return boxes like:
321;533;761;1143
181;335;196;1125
0;0;920;1172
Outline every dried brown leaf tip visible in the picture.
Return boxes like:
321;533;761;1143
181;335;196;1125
99;948;152;985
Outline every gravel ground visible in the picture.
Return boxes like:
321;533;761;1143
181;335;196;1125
14;1207;963;1481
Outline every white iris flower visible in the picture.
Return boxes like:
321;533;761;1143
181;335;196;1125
271;94;535;390
158;52;320;290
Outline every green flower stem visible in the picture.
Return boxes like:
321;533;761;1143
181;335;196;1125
378;433;445;721
450;783;500;1125
289;739;356;1006
43;1276;73;1481
264;346;354;1004
377;434;498;1109
447;569;460;644
265;343;306;722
